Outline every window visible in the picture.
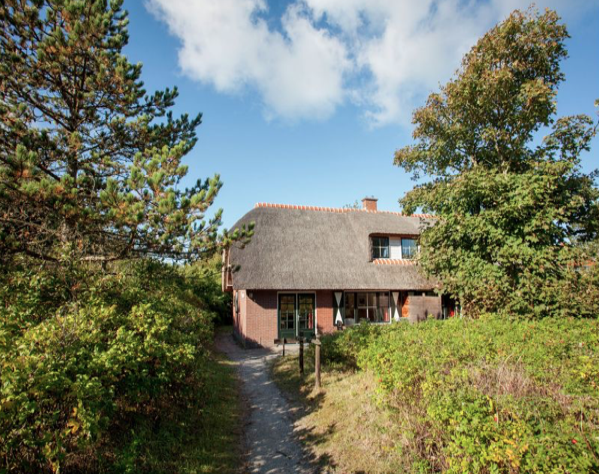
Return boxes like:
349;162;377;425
298;294;315;331
279;295;296;332
407;290;437;297
401;238;417;259
357;292;368;321
344;293;356;321
374;292;390;322
344;292;390;323
366;292;377;322
372;236;389;259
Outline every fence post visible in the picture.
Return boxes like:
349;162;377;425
282;338;286;357
298;336;304;374
314;336;321;390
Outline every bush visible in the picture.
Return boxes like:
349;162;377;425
319;322;383;369
0;259;215;473
324;317;599;473
181;256;233;326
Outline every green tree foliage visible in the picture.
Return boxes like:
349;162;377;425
0;1;247;471
394;9;599;317
0;259;218;472
0;0;249;263
182;253;234;325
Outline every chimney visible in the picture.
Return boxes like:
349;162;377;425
362;197;378;212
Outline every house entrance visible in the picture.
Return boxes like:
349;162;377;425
278;293;316;340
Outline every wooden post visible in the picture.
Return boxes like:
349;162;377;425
298;336;304;374
314;337;321;390
282;338;286;357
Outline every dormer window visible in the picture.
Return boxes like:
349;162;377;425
372;235;418;260
372;236;389;259
401;238;417;259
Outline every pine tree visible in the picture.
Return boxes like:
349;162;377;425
394;9;599;316
0;0;249;264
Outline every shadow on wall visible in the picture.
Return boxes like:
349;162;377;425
232;327;274;349
408;295;442;322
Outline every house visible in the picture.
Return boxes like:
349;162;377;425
222;197;452;348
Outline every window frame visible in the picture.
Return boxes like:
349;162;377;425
343;291;391;324
371;236;390;259
401;238;417;260
277;292;318;339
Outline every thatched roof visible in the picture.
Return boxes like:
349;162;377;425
228;203;439;291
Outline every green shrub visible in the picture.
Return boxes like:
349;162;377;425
0;259;214;472
319;322;383;369
325;317;599;473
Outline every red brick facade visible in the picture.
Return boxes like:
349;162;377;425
233;290;337;347
232;289;442;347
244;290;278;347
315;290;335;334
232;290;245;342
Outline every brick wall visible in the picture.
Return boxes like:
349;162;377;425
235;289;441;346
234;290;337;347
244;290;278;347
316;290;335;334
401;293;410;318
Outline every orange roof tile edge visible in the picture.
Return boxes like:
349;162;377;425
372;259;418;265
254;202;436;218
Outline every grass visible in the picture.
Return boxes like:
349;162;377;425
271;352;408;473
170;351;244;474
102;334;244;474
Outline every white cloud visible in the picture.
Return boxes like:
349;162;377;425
148;0;598;125
147;0;350;121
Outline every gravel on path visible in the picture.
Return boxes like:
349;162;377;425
215;333;314;474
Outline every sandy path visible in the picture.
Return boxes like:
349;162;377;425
215;333;314;474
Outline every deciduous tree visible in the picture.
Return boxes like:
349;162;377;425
394;9;599;316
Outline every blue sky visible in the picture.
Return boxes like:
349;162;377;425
124;0;599;230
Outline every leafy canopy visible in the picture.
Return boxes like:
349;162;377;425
0;0;250;264
0;1;246;470
394;9;599;316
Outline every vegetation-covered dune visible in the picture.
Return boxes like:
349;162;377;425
273;318;599;473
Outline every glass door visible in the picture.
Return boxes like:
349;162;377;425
297;294;316;339
357;292;368;322
279;294;296;340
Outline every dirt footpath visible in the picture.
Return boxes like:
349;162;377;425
215;333;314;474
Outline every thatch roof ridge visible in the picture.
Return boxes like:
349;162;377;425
254;202;437;219
230;204;438;291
